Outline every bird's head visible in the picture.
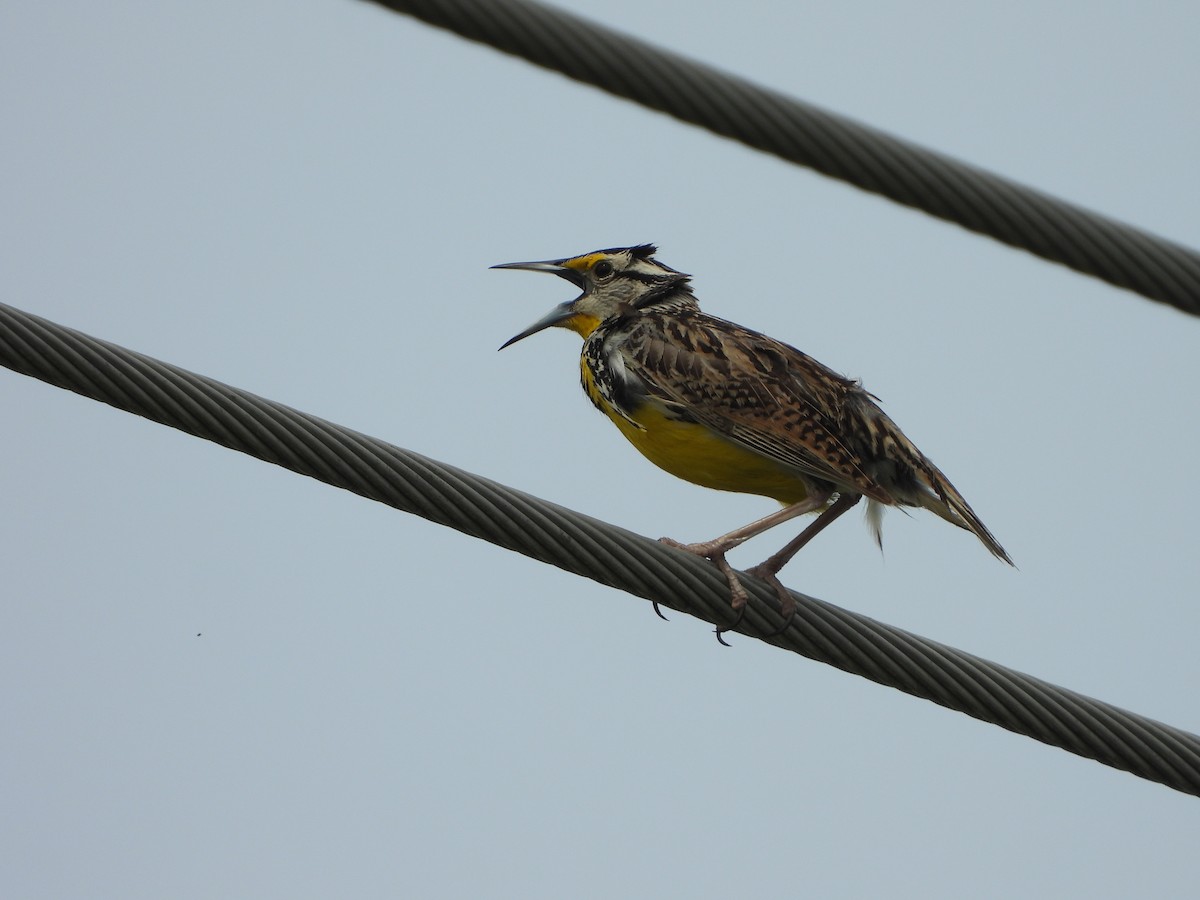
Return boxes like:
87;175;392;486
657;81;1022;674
494;244;691;348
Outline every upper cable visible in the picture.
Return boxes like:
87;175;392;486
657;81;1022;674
371;0;1200;317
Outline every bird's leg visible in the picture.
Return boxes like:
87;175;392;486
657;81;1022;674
747;493;863;635
659;493;830;642
659;494;829;559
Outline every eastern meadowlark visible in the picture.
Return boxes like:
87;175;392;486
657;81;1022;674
496;245;1011;633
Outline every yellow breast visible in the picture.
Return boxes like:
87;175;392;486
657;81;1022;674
580;357;810;506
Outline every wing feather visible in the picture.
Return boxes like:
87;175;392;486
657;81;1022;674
617;310;894;504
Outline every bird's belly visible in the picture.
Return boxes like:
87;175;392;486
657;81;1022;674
580;352;809;505
610;402;810;506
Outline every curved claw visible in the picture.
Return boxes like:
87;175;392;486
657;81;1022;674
651;601;670;621
713;603;746;646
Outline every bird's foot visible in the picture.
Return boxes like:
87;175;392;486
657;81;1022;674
745;562;797;637
659;537;750;645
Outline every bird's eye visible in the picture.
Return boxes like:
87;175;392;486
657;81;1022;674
592;260;615;279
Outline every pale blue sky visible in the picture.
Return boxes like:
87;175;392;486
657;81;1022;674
3;1;1198;897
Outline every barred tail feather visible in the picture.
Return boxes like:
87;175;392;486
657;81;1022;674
917;476;1013;565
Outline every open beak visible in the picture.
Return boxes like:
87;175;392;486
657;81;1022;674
492;258;587;349
497;300;576;349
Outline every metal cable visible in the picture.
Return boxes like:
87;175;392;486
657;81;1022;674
367;0;1200;317
3;300;1198;796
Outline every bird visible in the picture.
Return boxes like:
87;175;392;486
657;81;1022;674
494;244;1011;637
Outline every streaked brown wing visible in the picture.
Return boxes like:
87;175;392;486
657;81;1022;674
619;310;895;504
